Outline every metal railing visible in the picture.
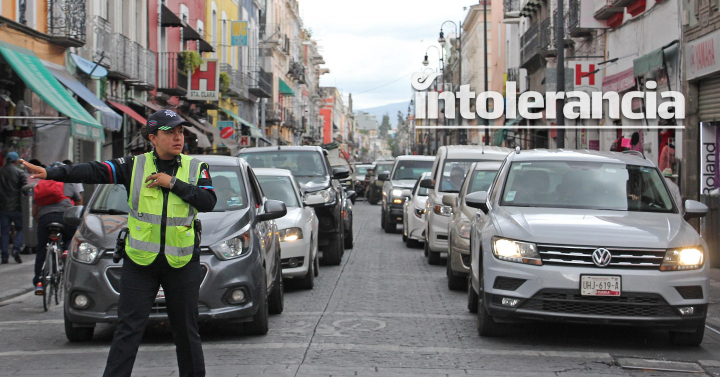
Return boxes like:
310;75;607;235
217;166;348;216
288;60;306;84
504;0;521;17
520;21;539;67
265;102;282;123
568;0;582;35
157;52;187;95
507;67;520;83
249;68;272;98
145;49;156;88
220;64;247;98
47;0;87;46
539;17;553;51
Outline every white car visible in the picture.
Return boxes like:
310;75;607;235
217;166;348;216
403;172;432;248
422;145;511;265
255;168;320;289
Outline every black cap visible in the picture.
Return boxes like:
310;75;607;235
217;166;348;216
146;109;190;134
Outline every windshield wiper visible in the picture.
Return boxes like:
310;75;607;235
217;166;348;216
90;209;128;215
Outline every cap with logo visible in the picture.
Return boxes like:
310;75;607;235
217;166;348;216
146;109;190;134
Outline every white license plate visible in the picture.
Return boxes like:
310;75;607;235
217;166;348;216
581;275;621;296
156;287;165;299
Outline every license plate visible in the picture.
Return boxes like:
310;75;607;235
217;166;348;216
156;287;165;299
581;275;621;296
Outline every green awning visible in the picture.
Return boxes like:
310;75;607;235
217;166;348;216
633;48;665;77
279;78;295;96
221;108;263;138
0;41;104;141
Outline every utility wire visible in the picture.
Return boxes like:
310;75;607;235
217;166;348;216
354;73;414;94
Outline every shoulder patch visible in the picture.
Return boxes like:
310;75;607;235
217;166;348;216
201;168;210;179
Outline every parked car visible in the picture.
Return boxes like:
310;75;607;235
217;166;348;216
422;146;511;265
444;161;502;291
466;149;710;346
366;160;395;205
403;172;432;248
238;146;352;265
333;164;356;204
255;168;320;289
380;156;434;233
353;164;373;198
62;156;287;341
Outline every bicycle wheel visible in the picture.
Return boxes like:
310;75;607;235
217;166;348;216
41;255;51;312
56;254;64;305
53;250;61;305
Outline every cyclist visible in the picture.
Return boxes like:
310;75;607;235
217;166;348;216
32;161;81;294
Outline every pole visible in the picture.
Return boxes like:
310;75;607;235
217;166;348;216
459;21;464;145
556;0;565;148
483;0;489;146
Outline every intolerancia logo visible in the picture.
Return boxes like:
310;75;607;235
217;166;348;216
410;72;685;127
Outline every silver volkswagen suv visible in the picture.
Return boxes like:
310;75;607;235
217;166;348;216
466;149;710;346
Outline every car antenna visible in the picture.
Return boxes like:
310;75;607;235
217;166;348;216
515;146;521;154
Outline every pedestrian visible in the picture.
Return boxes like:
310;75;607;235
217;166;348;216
0;151;25;264
659;143;675;172
21;109;216;377
663;168;683;214
31;161;82;292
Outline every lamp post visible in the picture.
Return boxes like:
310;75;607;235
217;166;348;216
439;20;461;145
422;48;442;154
483;0;489;145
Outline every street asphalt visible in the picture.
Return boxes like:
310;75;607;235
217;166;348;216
0;201;719;376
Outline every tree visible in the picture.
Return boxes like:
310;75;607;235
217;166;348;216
379;113;391;138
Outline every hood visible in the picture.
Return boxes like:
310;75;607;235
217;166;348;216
494;207;698;249
79;209;253;249
275;207;303;230
295;176;330;192
391;179;417;189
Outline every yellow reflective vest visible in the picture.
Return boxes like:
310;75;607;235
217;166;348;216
126;152;202;268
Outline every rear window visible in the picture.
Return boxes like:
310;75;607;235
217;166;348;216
375;163;394;176
392;160;433;180
239;151;327;178
467;170;498;194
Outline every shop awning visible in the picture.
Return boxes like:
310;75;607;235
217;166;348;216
0;41;104;141
184;125;212;148
221;108;263;138
602;67;636;93
520;0;542;17
107;101;147;125
49;68;122;132
131;98;162;112
279;78;295;96
186;116;240;150
633;48;665;77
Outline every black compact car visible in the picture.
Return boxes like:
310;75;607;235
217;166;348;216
62;156;287;341
238;146;354;265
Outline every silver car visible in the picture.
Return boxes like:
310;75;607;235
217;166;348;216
466;149;710;346
403;172;432;248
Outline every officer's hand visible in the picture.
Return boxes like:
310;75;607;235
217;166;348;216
19;159;47;180
145;173;173;189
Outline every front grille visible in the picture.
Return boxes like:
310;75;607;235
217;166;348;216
520;289;677;317
675;286;704;300
437;234;448;240
493;276;526;291
106;264;209;294
537;244;665;270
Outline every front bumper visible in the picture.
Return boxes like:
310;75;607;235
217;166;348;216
312;202;342;243
482;257;710;328
280;239;312;278
387;204;404;224
64;251;264;325
427;212;449;252
406;210;425;241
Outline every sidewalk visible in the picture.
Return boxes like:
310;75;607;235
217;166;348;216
706;268;720;331
0;257;35;303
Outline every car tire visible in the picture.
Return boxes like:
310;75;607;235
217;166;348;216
301;257;315;290
244;274;269;335
407;238;419;248
476;277;503;337
344;215;354;249
322;232;343;266
402;233;407;242
669;326;705;346
423;237;429;257
447;258;466;291
380;209;386;229
64;314;94;342
467;273;479;313
383;211;396;233
314;254;320;277
268;262;284;315
427;248;441;265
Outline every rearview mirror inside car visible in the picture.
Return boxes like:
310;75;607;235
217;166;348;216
256;200;287;223
332;167;350;180
442;194;459;208
684;199;708;220
63;206;85;227
464;191;489;214
420;178;434;189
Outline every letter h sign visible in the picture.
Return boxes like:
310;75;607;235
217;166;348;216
187;59;219;101
575;63;595;86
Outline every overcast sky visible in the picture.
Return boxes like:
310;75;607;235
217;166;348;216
300;0;475;110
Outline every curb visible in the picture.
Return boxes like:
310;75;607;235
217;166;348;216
0;287;34;304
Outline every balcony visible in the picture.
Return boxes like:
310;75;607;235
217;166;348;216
282;35;290;54
135;49;157;90
520;21;540;70
220;64;248;99
504;0;521;18
265;102;282;123
157;52;188;96
77;16;111;66
593;0;623;19
47;0;87;47
568;0;593;37
287;61;306;84
283;108;297;129
249;68;272;98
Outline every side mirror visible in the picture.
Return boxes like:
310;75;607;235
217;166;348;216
465;191;489;214
401;189;412;199
256;199;287;222
332;167;350;180
442;194;459;208
378;172;389;181
420;178;434;189
346;190;357;203
684;199;708;220
63;206;84;227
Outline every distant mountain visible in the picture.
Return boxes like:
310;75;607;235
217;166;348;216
356;101;409;129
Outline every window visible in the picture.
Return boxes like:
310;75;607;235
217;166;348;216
239;151;327;178
466;170;498;195
391;160;433;181
439;159;475;193
90;185;130;213
212;166;249;212
211;3;218;58
246;167;264;207
257;176;300;208
197;20;204;37
222;11;228;65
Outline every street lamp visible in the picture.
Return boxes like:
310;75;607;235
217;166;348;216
438;20;461;145
422;54;429;66
438;31;445;44
423;46;442;72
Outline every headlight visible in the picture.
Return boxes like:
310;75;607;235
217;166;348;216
71;240;100;264
660;247;704;271
491;237;542;265
433;204;452;216
458;221;471;239
211;230;252;260
414;207;425;218
305;187;335;205
279;227;303;242
391;189;403;197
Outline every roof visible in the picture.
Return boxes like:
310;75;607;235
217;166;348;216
190;155;241;166
395;155;436;161
510;149;656;166
238;145;323;155
253;168;294;177
442;145;512;159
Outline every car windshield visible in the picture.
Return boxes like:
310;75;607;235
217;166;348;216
239;151;327;177
356;166;369;175
90;184;130;214
375;163;394;176
466;170;498;195
439;159;475;193
392;160;433;180
257;176;300;208
500;161;675;212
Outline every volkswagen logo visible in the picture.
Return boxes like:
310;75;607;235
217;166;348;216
592;248;612;267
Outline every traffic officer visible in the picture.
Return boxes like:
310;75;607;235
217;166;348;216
21;109;217;377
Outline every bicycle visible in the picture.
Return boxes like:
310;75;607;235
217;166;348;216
41;222;66;312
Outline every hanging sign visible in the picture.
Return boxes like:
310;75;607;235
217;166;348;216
231;21;248;46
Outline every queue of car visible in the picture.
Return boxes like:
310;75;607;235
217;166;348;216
384;147;712;346
60;147;355;342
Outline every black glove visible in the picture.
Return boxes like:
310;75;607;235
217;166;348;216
113;228;129;263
